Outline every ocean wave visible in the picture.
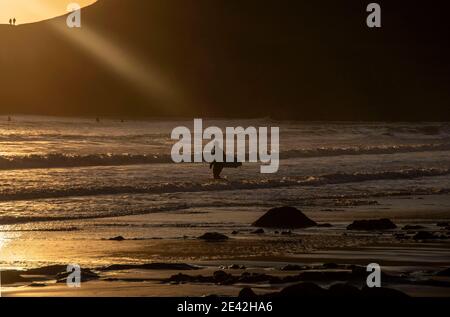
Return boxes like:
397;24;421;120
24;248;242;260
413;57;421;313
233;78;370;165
0;153;172;170
281;143;450;159
384;125;447;136
0;205;189;225
0;168;448;202
0;144;449;170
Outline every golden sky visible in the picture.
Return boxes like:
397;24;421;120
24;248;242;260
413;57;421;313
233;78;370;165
0;0;97;24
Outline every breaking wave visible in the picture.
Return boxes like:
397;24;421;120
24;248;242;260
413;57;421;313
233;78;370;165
0;168;448;202
0;144;449;170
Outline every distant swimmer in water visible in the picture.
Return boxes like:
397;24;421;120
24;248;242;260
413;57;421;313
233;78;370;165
209;146;242;179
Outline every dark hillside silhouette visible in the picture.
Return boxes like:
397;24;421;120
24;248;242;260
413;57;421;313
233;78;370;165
0;0;449;120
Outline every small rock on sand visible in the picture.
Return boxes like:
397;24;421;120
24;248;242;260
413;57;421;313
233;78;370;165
238;287;258;297
29;283;48;287
251;228;265;234
317;223;333;228
253;206;317;229
322;262;339;269
198;232;229;241
347;218;397;231
280;264;309;271
403;225;425;230
109;236;126;241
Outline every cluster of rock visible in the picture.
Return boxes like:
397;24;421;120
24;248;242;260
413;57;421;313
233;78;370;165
164;265;394;286
239;283;409;297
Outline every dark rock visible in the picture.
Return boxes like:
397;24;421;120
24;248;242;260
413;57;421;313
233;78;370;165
280;264;309;271
347;218;397;231
413;231;439;240
213;270;234;284
402;225;425;230
56;268;100;283
349;265;400;282
437;222;449;227
317;223;333;228
231;231;239;235
228;264;246;270
23;265;67;276
166;273;195;284
278;282;328;296
198;232;229;241
328;283;361;296
237;272;281;284
361;286;409;297
251;228;265;234
204;294;219;298
238;287;258;298
109;236;125;241
29;283;48;287
281;230;292;235
253;207;317;229
322;262;339;269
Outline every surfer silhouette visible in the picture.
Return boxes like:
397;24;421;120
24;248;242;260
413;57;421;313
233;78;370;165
9;19;12;26
13;18;16;26
209;146;242;179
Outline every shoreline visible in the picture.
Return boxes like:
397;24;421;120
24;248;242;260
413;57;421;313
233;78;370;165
1;194;450;297
2;236;450;297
